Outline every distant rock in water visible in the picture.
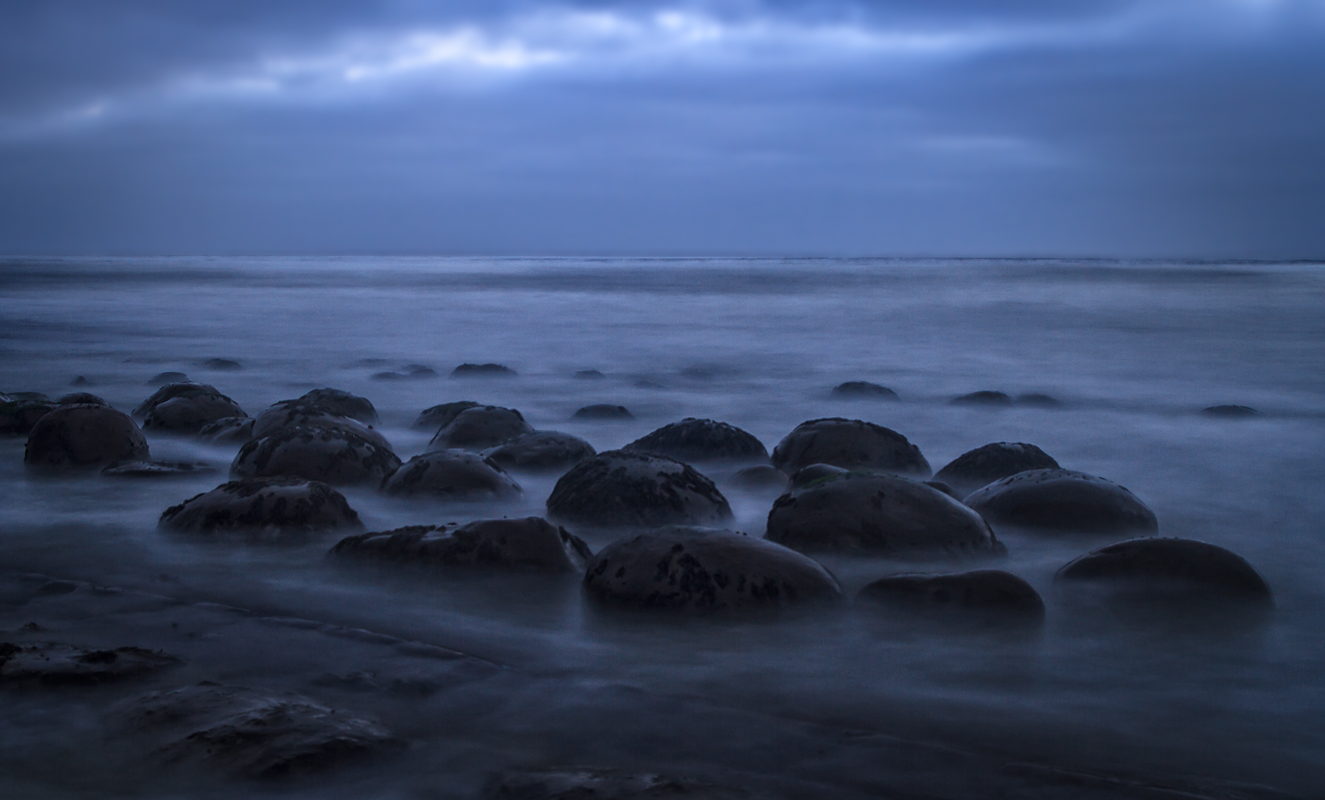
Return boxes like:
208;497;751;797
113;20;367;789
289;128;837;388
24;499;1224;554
766;471;1003;559
481;431;595;473
197;416;254;445
547;450;733;529
331;517;590;573
201;358;243;371
934;442;1061;497
102;460;216;479
158;478;363;539
450;363;517;378
380;450;522;501
771;418;930;476
856;570;1045;627
56;392;107;406
372;364;437;381
147;371;189;386
1202;404;1260;418
831;381;899;400
25;405;150;470
583;527;842;613
951;391;1012;406
573;369;606;380
1016;393;1062;408
428;405;532;451
623;418;769;464
573;403;634;421
1;398;56;436
231;424;400;486
964;468;1158;535
142;388;247;435
633;379;666;389
0;641;180;685
413;400;480;431
70;375;92;386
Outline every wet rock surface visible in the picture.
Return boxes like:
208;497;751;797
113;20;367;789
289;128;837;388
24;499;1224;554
583;527;842;613
856;570;1045;626
490;767;760;799
482;430;595;473
429;405;533;451
158;478;364;539
963;469;1159;535
766;472;1003;559
0;641;181;685
294;388;379;424
132;382;221;419
831;381;899;399
547;451;734;529
56;392;108;406
951;391;1013;406
101;460;216;478
573;403;634;420
1055;537;1273;609
413;400;481;430
623;418;769;464
771;418;930;476
452;363;517;378
251;403;391;450
1;398;56;436
934;442;1061;496
331;517;591;573
147;371;189;386
381;450;523;501
232;424;401;486
198;415;254;444
24;404;151;470
142;391;247;435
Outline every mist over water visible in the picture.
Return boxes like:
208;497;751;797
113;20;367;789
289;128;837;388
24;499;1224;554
1;256;1323;798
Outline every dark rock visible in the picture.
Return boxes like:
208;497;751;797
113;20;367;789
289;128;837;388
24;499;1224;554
831;381;899;400
951;390;1013;406
1055;537;1272;610
482;431;595;473
56;392;108;406
573;369;606;380
490;767;758;800
573;404;634;421
70;375;92;386
331;517;589;573
1016;393;1062;407
623;418;769;464
633;380;666;389
1;642;180;685
413;400;481;430
934;442;1061;497
1202;404;1259;418
133;382;225;419
294;388;379;424
766;472;1003;559
147;371;189;386
7;391;51;403
197;416;254;445
787;463;849;490
856;570;1045;626
679;365;723;380
380;450;522;501
729;465;789;493
963;469;1159;535
771;418;930;476
924;480;963;501
1;399;56;436
102;460;216;478
547;451;733;529
372;364;437;380
143;391;247;435
232;424;401;486
111;682;401;778
201;358;243;371
24;405;150;470
252;402;390;450
451;363;517;378
159;478;363;539
583;527;842;613
429;405;533;451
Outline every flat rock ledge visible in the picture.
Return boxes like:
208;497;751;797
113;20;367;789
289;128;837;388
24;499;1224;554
331;517;591;573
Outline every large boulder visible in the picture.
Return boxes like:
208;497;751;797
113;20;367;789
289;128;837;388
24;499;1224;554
583;527;842;612
831;381;899;400
963;469;1158;535
251;403;391;451
158;478;363;539
412;400;480;430
133;382;224;419
623;418;769;464
56;392;108;406
197;416;254;445
951;390;1012;406
547;451;733;529
1055;538;1272;611
481;431;595;473
24;405;150;470
231;424;401;486
573;403;634;420
428;405;532;451
856;570;1045;626
1;398;56;436
771;418;930;476
933;442;1061;497
451;363;517;378
766;472;1003;559
142;391;247;435
292;388;378;424
380;450;522;501
331;517;590;573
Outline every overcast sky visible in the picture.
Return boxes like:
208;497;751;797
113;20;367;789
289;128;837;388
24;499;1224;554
1;0;1322;257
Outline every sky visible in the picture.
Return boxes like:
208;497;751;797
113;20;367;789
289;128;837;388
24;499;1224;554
0;0;1322;258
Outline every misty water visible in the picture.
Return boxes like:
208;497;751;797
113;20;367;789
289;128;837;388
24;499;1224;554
1;256;1323;799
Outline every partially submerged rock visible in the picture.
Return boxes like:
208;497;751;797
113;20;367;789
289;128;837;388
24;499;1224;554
372;364;437;380
143;391;247;435
787;463;849;490
102;460;216;478
1055;537;1272;610
25;404;150;470
159;478;363;539
1;642;180;685
771;418;930;476
1202;404;1259;418
1;398;56;436
963;469;1159;535
133;382;215;417
766;472;1003;559
413;400;480;430
934;442;1061;497
380;450;522;501
623;418;768;464
729;465;789;493
201;358;243;371
1016;393;1062;408
831;381;899;400
56;392;108;406
147;371;189;386
197;416;254;445
451;363;517;378
951;391;1013;406
573;404;634;420
548;451;733;529
231;424;401;486
583;527;842;612
251;403;390;450
295;388;379;424
856;570;1045;626
482;431;595;473
331;517;590;573
429;405;533;451
573;369;606;380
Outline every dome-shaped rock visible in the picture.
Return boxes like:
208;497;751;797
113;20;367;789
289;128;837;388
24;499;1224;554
547;451;733;529
428;405;532;451
201;358;243;371
787;463;849;490
25;405;150;470
771;418;930;476
159;478;363;539
729;465;789;493
231;425;401;486
412;400;480;430
143;392;247;435
331;517;589;573
198;416;254;445
481;431;595;473
623;418;768;464
451;363;516;378
56;392;108;406
963;469;1158;535
934;442;1061;497
380;450;522;501
1016;393;1062;408
573;369;606;380
573;404;634;420
147;371;189;386
251;403;390;451
856;570;1044;626
831;381;899;400
1;398;56;436
294;388;378;424
1055;538;1272;609
1202;404;1259;418
133;382;226;419
583;527;842;612
766;472;1002;559
951;391;1012;406
371;364;436;381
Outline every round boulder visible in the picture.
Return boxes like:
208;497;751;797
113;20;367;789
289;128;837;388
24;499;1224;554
143;392;247;435
729;465;789;493
428;405;532;451
1;398;56;436
481;431;595;473
331;517;590;573
771;418;930;476
380;450;522;501
159;478;363;539
963;469;1159;535
412;400;480;430
231;424;401;486
56;392;108;406
766;472;1003;559
573;404;634;421
451;363;516;378
951;391;1012;406
1055;538;1272;611
623;418;768;464
198;416;254;445
147;371;189;386
1202;404;1259;418
133;382;223;418
547;450;733;529
856;570;1045;626
583;527;842;612
831;381;899;400
102;460;216;479
934;442;1061;497
24;405;150;470
294;388;378;424
251;403;390;451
